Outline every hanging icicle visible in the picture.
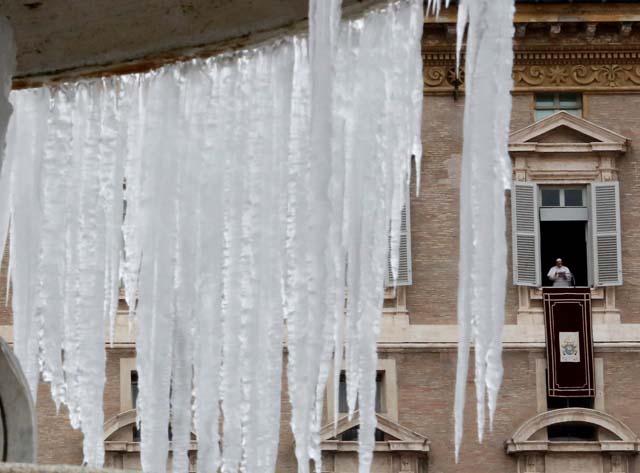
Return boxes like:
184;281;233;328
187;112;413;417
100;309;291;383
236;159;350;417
285;0;342;472
1;1;424;471
453;0;515;461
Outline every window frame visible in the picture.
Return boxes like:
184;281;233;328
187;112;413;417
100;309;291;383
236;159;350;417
540;186;586;208
512;181;622;288
326;358;398;424
534;93;583;121
119;357;137;411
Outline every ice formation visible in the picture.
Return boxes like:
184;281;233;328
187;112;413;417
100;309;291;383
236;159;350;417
453;0;515;461
1;1;423;471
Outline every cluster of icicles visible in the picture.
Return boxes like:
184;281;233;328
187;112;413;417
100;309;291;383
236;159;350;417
0;1;424;472
0;0;516;470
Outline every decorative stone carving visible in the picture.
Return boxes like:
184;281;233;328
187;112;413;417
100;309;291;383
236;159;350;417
399;455;414;472
423;50;640;92
522;454;544;473
610;454;627;473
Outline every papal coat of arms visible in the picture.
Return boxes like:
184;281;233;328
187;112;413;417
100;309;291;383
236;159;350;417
559;331;580;363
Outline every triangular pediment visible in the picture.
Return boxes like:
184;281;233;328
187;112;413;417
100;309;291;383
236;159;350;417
320;412;429;452
509;111;628;154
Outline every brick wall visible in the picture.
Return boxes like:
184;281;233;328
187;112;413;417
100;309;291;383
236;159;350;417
584;93;640;323
408;92;534;326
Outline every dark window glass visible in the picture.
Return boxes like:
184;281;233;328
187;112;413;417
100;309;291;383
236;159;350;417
338;372;384;414
548;422;597;441
547;395;593;410
564;189;583;207
131;371;139;409
541;189;560;207
339;426;385;442
338;374;348;413
558;93;580;108
535;93;555;108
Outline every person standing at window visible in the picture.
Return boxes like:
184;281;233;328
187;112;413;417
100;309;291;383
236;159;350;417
547;258;573;287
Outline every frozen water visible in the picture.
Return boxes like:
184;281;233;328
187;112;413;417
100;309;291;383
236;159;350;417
0;0;519;467
1;1;423;471
453;0;515;461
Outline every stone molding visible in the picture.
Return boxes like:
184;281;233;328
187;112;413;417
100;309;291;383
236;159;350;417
505;408;639;454
320;412;429;453
103;409;197;451
326;357;398;424
423;50;640;93
508;111;629;154
0;465;134;473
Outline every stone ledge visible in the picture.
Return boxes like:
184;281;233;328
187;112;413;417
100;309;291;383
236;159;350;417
0;465;135;473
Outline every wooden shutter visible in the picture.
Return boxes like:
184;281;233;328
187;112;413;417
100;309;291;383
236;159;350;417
592;181;622;286
385;204;412;287
512;182;541;286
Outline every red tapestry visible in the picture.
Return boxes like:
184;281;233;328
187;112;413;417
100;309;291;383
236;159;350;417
543;288;594;398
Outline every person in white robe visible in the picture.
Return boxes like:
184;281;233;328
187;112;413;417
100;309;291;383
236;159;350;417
547;258;573;287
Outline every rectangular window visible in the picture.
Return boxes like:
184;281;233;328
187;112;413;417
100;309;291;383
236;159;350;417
535;93;582;121
131;371;139;410
338;371;384;414
539;186;589;287
540;187;585;208
512;181;622;288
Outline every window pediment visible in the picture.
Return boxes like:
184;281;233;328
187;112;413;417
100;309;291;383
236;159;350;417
320;412;429;453
509;111;628;155
505;408;639;454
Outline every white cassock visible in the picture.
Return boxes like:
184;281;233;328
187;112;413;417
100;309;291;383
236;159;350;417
547;265;572;287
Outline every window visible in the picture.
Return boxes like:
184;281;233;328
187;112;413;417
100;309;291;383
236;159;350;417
548;422;597;441
334;370;390;441
539;186;589;287
512;181;622;287
337;372;386;442
338;371;385;414
541;187;584;208
535;93;582;120
131;371;140;441
131;371;139;409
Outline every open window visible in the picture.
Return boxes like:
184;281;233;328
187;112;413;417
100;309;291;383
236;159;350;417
512;181;622;288
539;186;590;287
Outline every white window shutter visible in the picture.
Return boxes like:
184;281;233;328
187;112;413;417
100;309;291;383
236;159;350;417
512;182;541;286
592;181;622;286
385;204;412;287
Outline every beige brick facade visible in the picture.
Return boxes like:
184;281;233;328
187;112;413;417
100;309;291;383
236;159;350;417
2;3;640;473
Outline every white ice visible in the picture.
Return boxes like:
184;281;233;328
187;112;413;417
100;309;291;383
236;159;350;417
453;0;515;461
1;1;424;471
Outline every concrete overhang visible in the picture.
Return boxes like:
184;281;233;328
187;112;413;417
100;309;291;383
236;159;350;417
0;0;374;85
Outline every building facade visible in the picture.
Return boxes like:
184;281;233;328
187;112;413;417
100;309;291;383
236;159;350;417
2;1;640;472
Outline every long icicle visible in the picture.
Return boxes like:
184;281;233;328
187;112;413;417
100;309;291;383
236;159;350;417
454;0;515;461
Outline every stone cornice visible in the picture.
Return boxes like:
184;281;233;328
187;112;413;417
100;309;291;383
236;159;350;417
423;49;640;93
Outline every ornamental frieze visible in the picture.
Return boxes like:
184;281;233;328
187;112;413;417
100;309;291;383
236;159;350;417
423;50;640;92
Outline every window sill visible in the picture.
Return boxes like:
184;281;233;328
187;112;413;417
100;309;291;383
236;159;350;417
529;286;604;300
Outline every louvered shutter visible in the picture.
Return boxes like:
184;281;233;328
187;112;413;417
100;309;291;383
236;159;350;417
512;182;541;286
592;181;622;286
385;204;412;287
